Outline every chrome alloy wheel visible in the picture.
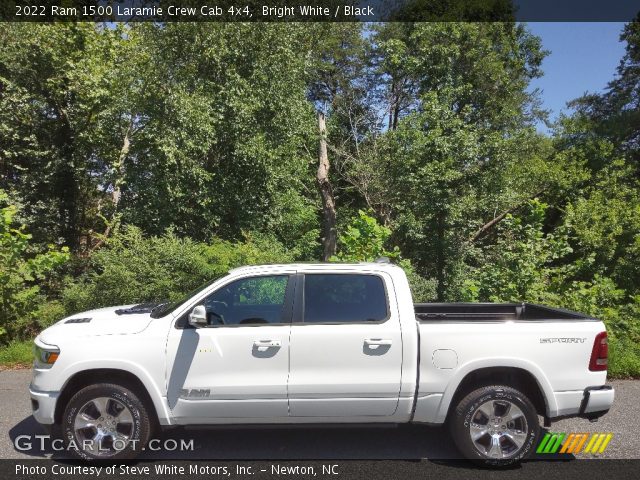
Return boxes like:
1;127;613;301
73;396;134;456
468;399;529;459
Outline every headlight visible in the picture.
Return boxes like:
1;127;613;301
33;343;60;369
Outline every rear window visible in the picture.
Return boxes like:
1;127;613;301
303;274;388;324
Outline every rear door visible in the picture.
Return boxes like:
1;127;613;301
287;272;403;417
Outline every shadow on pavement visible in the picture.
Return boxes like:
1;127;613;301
9;415;459;460
8;415;578;465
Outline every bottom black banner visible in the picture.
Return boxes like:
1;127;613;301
4;459;640;480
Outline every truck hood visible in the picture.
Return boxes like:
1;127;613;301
37;303;158;345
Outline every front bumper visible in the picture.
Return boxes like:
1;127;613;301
29;385;59;425
578;385;614;420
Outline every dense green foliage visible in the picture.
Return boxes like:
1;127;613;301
62;226;294;314
0;22;638;375
0;191;69;341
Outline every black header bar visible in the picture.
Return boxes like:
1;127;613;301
2;0;639;22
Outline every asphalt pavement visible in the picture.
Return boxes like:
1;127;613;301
1;370;638;460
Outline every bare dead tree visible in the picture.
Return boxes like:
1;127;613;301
90;119;132;252
316;111;337;260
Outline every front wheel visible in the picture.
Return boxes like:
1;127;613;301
449;385;540;466
62;383;151;460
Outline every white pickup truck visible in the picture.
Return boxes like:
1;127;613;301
30;261;614;464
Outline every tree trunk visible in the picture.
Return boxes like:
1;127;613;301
110;122;131;212
435;211;447;301
316;111;337;261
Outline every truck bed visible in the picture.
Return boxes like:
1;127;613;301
414;302;594;322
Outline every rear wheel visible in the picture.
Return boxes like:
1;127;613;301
62;383;150;460
449;385;539;466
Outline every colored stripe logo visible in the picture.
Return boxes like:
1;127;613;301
537;432;613;455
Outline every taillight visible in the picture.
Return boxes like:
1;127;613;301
589;331;608;371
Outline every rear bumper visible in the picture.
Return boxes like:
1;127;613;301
29;385;59;425
552;385;614;420
578;385;614;420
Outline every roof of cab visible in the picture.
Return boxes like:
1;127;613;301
228;261;401;275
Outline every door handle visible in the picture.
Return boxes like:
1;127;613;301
253;340;281;351
364;338;392;346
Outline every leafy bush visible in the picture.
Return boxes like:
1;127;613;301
0;192;69;342
333;210;437;302
33;300;67;330
608;337;640;378
460;200;572;303
559;282;640;378
62;226;295;315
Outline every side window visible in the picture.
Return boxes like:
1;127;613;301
303;274;388;324
200;275;290;326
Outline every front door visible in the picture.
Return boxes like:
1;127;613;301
288;272;403;417
166;273;294;423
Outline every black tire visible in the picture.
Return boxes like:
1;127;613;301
449;385;540;466
62;383;151;460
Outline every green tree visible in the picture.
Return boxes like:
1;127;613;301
0;23;319;256
0;191;69;341
120;23;317;249
0;23;131;251
569;19;640;170
557;21;640;297
371;23;552;299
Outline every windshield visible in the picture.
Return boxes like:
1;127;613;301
150;274;226;318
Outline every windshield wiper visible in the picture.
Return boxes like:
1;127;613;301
150;302;170;313
116;302;164;315
148;301;171;315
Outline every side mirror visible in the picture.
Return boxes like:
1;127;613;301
188;305;208;328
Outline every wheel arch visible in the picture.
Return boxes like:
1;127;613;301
54;368;166;428
437;360;557;423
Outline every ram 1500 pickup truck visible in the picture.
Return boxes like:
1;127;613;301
30;262;614;464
